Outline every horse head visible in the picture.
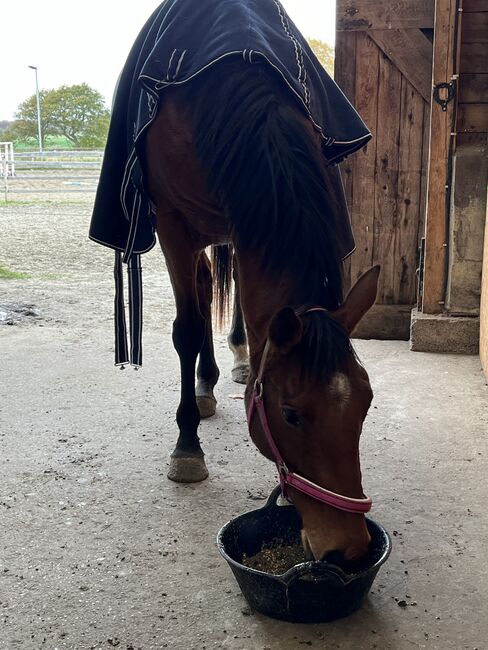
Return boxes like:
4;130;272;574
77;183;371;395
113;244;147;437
247;267;380;562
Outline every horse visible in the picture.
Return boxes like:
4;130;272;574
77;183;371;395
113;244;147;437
139;52;380;562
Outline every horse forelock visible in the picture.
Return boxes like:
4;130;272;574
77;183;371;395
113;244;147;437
296;311;354;384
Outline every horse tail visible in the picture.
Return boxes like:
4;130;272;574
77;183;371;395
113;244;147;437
190;58;344;314
211;244;233;328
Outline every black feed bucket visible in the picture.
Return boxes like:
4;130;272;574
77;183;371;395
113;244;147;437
217;487;391;623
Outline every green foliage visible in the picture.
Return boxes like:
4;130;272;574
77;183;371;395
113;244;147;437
0;264;31;279
4;90;55;146
308;39;335;77
7;83;110;149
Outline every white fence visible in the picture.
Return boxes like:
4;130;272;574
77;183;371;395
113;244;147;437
0;142;15;178
2;149;103;199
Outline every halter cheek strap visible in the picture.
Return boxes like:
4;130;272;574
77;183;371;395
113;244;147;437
247;311;372;515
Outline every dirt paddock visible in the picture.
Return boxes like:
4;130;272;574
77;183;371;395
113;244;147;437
1;194;487;649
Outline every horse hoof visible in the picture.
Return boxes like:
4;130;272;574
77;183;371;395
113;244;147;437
196;395;217;419
231;363;250;384
167;455;209;483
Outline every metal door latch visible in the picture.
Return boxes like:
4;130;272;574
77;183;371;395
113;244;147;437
433;82;456;111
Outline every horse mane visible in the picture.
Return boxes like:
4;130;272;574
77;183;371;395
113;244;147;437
188;58;345;320
296;311;355;383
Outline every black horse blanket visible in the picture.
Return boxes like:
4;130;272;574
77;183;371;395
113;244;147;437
89;0;371;366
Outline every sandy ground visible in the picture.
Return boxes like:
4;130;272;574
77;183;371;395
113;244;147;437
1;195;488;650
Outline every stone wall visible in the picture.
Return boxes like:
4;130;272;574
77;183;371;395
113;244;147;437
446;136;488;315
481;193;488;379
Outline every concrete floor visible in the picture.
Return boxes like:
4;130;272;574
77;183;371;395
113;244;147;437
1;200;488;649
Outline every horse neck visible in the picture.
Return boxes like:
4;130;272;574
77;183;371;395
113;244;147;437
236;252;304;370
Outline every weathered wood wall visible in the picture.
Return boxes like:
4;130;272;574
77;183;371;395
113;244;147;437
458;0;488;133
335;1;433;337
461;0;488;368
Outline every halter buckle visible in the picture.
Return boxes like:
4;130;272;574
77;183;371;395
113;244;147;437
277;461;289;476
254;378;264;399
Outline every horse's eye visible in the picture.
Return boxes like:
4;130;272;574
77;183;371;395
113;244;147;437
282;407;300;427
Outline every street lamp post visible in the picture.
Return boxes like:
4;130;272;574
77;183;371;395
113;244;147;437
28;65;43;153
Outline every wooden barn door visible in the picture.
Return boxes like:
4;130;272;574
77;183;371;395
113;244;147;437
335;0;434;339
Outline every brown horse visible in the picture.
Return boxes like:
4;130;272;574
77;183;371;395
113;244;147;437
142;58;379;562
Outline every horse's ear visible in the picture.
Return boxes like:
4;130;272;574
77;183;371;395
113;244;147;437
331;266;380;335
269;307;303;354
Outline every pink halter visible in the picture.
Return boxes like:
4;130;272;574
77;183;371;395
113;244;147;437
247;309;372;515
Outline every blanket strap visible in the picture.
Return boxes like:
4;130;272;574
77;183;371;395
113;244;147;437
113;251;143;368
128;254;143;367
114;250;129;366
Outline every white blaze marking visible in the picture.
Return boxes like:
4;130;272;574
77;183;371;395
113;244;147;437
329;373;351;406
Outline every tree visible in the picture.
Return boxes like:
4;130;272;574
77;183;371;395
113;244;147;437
308;39;335;77
49;84;110;147
6;90;59;147
7;83;110;148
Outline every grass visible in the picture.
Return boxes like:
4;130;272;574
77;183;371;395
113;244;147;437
0;264;31;280
0;200;36;206
13;136;75;151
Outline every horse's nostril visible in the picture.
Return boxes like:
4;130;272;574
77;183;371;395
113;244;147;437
321;549;345;566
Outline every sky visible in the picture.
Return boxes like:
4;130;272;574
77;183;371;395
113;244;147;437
0;0;336;121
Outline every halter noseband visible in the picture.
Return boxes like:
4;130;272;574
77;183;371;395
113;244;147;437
246;308;372;515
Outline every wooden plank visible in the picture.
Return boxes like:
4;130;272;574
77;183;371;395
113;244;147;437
352;304;413;340
463;0;488;11
460;43;488;72
417;102;431;308
334;31;357;291
336;0;435;31
458;74;488;102
369;29;433;102
348;33;379;286
461;11;488;41
422;0;458;313
419;101;431;249
334;31;357;102
395;77;425;304
457;103;488;131
457;132;488;146
373;51;402;304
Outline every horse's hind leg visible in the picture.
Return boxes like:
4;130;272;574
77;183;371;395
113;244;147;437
157;215;209;483
196;251;219;418
228;262;249;384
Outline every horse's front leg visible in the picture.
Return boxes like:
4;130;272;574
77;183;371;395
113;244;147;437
196;251;219;418
157;220;209;483
228;261;249;384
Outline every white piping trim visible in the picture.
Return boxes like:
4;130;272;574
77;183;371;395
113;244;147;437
273;0;309;107
139;51;371;157
120;150;137;221
155;0;178;40
140;50;244;88
174;49;187;78
128;191;142;260
88;234;156;256
166;49;177;80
